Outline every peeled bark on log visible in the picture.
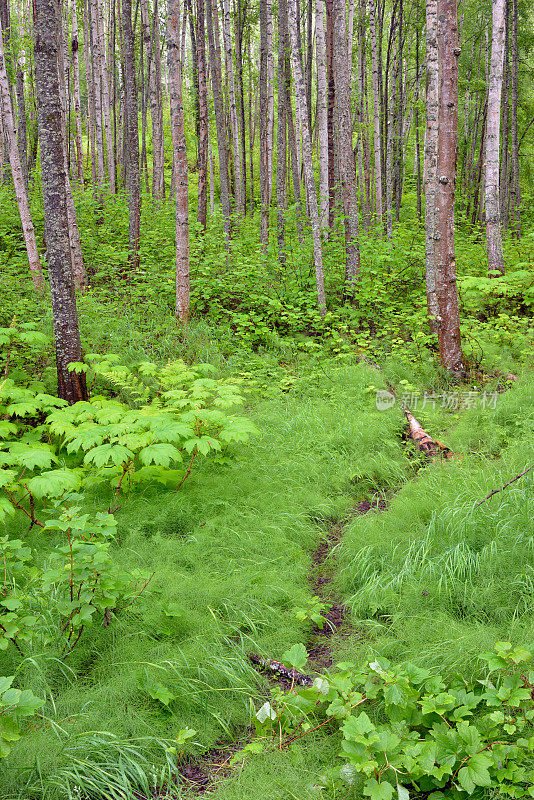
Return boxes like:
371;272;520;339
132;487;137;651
249;653;313;686
403;408;453;459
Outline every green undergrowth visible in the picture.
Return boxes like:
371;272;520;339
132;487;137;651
336;374;534;679
0;362;409;798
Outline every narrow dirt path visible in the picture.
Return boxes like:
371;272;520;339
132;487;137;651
307;496;388;670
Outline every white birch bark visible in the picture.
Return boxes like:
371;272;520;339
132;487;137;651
425;0;439;320
167;0;189;322
315;0;329;232
97;0;116;192
70;0;84;188
288;0;326;313
222;0;243;213
485;0;506;274
0;28;44;291
369;0;382;228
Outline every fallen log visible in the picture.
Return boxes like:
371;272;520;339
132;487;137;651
248;653;313;686
403;408;453;459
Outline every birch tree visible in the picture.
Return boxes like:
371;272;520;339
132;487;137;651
167;0;189;321
195;0;209;228
0;25;43;291
315;0;329;233
424;0;439;322
287;0;326;314
434;0;464;373
222;0;243;214
122;0;141;270
369;0;382;228
259;0;269;245
333;0;360;294
205;0;231;240
485;0;506;274
33;0;88;402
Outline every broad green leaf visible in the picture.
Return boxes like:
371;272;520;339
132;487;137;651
282;643;308;672
139;443;182;467
8;443;57;470
343;712;376;739
27;469;82;499
364;778;394;800
84;444;134;468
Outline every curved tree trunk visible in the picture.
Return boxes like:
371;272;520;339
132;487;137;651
33;0;88;402
0;28;44;291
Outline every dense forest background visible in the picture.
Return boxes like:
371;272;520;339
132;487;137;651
0;0;534;797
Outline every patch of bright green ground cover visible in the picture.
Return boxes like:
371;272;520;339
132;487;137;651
335;374;534;679
0;362;408;798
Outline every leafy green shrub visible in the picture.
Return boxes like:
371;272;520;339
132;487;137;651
0;676;43;759
0;356;258;526
251;642;534;799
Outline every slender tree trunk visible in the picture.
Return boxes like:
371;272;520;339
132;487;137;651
97;0;116;193
167;0;189;321
288;0;326;313
0;29;44;291
499;0;510;227
15;66;29;194
222;0;243;214
333;0;360;293
434;0;464;373
424;0;439;322
369;0;382;229
122;0;141;270
325;0;335;228
485;0;506;275
83;0;98;195
276;0;288;265
196;0;209;228
259;0;269;245
70;0;84;188
315;0;328;232
206;0;231;239
152;0;165;199
266;0;275;207
414;22;422;222
89;0;105;189
33;0;88;402
385;18;396;240
510;0;520;238
235;0;247;213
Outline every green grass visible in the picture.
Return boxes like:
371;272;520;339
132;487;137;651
0;361;409;798
336;375;534;678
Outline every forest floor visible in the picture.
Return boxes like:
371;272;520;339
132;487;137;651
3;350;534;799
1;195;534;798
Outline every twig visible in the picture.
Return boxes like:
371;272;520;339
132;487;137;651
175;451;197;491
475;465;534;507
